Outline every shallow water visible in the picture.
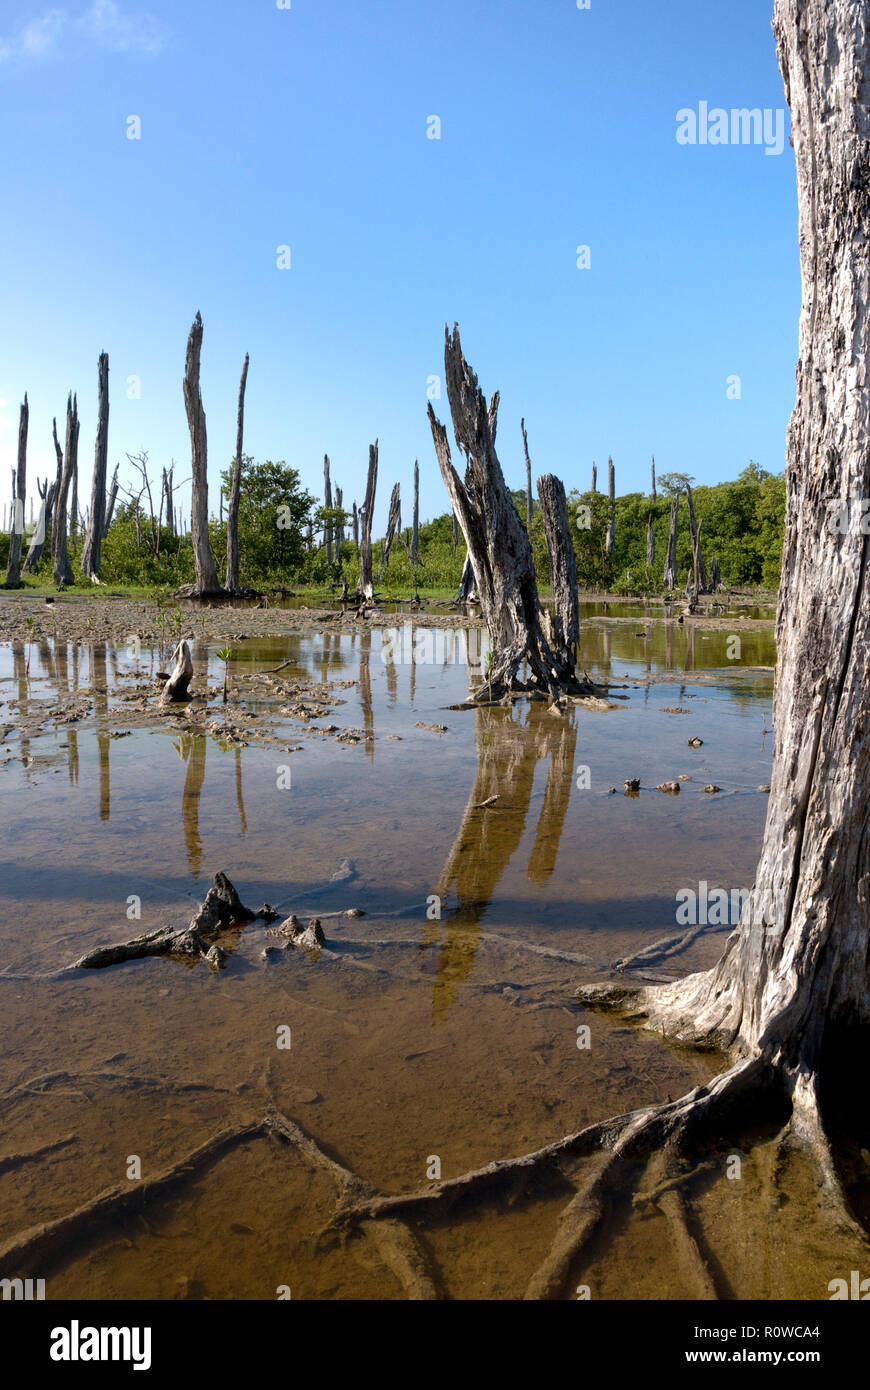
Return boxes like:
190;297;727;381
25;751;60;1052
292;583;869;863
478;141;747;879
2;613;841;1301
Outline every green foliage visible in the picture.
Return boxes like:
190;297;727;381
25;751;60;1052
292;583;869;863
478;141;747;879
218;457;316;583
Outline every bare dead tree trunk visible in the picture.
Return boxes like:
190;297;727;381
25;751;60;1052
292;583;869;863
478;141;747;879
710;555;722;590
457;552;477;603
378;482;401;580
225;352;249;593
606;457;615;556
521;418;532;527
103;463;119;537
53;397;78;588
685;482;707;589
651;456;657;500
537;473;580;670
356;443;377;603
429;326;583;701
161;640;193;702
452;510;458;554
183;312;222;595
591;462;597;494
663;496;678;590
81;352;109;578
5;395;28;587
689;518;703;608
323;454;333;564
411;461;419;570
335;486;344;548
352;501;359;548
23;477;55;573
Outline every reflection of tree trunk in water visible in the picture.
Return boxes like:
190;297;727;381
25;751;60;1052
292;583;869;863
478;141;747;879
358;631;374;762
684;623;696;673
384;632;397;705
38;639;54;681
526;709;578;886
410;631;417;705
427;707;541;1022
234;746;248;835
180;735;207;877
97;733;110;821
13;645;30;762
67;728;79;786
665;621;674;671
602;626;611;673
91;645;110;820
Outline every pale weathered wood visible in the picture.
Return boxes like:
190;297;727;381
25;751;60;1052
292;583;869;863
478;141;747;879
352;500;359;548
225;352;249;592
411;461;419;569
23;477;55;573
183;312;222;595
356;442;378;602
323;453;333;564
103;462;119;537
663;496;678;590
161;640;193;703
81;352;109;578
4;395;28;587
52;396;77;588
606;456;615;556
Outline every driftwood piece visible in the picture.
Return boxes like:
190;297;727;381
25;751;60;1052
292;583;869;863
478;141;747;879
81;352;109;578
225;352;249;592
161;640;193;702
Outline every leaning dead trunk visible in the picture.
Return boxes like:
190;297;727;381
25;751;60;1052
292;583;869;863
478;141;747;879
183;312;222;596
356;443;378;602
663;496;678;590
428;326;582;701
521;418;533;526
23;477;56;573
103;463;119;538
537;473;580;669
5;395;28;587
378;482;401;580
225;353;249;593
53;398;77;588
81;352;109;578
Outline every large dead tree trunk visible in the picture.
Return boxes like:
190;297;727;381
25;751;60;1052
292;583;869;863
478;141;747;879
521;418;533;526
605;457;615;556
183;312;222;596
428;326;583;701
5;395;28;587
103;463;119;537
378;482;401;580
537;474;580;670
335;485;344;548
663;496;678;590
356;442;377;603
685;482;707;590
53;398;77;588
352;501;359;548
225;353;249;593
81;352;109;578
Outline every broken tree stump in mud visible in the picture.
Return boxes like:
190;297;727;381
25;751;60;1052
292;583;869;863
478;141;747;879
69;872;267;970
429;325;588;704
161;640;194;702
537;473;580;671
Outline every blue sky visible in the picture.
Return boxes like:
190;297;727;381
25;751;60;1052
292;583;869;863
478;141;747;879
0;0;797;534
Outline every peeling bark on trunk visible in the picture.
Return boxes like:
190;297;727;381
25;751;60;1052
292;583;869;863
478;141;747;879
356;443;378;603
521;418;533;526
225;353;249;593
606;457;615;556
428;325;583;701
537;473;580;669
663;496;678;590
183;312;222;596
52;397;77;588
81;353;109;578
5;396;28;587
378;482;400;580
685;482;706;590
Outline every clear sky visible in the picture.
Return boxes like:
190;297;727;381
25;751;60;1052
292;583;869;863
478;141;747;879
0;0;798;534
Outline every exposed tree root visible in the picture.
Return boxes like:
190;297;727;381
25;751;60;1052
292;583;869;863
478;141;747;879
0;1133;77;1176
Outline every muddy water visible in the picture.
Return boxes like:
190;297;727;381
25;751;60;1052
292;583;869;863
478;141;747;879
3;613;836;1301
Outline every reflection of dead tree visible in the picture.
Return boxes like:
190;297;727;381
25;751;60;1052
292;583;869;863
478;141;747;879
180;731;207;877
